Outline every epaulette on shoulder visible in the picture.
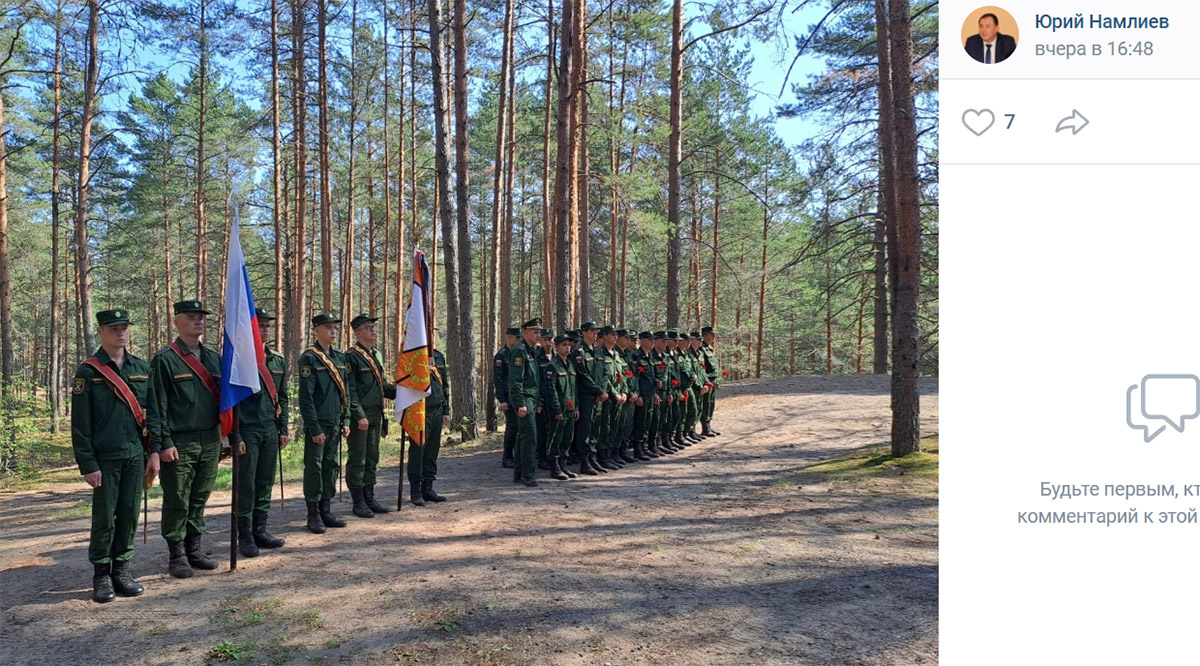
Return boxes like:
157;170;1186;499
154;346;172;358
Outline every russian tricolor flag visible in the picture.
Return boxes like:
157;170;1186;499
219;211;263;437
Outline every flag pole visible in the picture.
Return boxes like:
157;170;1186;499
230;413;239;572
278;438;286;511
398;428;406;511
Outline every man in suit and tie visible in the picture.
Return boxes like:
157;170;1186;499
965;13;1016;64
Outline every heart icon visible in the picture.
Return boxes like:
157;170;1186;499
962;108;995;136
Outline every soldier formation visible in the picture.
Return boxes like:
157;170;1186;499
70;303;722;603
492;318;724;486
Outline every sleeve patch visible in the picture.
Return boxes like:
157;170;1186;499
73;378;86;395
301;366;312;378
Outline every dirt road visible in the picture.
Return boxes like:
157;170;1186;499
0;375;939;665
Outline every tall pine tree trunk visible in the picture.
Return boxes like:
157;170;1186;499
49;2;64;430
451;0;478;438
271;0;285;347
75;0;100;357
318;0;333;312
195;0;209;301
665;0;683;327
541;0;555;326
873;0;894;376
551;0;577;331
290;0;308;361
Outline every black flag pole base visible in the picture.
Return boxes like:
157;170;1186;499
398;432;406;511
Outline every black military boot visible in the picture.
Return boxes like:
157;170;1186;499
512;467;522;483
579;455;599;476
185;533;219;570
410;482;426;506
701;421;715;437
350;487;375;518
92;564;115;603
167;540;194;578
550;458;569;480
662;434;679;452
319;500;347;527
674;433;689;448
559;456;578;478
619;445;638;463
110;560;143;597
601;450;622;470
589;453;608;473
537;456;552;471
252;513;285;548
237;517;260;558
634;440;653;461
422;480;448;502
306;501;326;534
364;485;391;514
523;476;539;487
709;423;721;436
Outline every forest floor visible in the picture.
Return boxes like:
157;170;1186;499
0;375;938;666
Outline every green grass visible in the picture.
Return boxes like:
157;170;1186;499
800;435;939;485
49;500;92;519
210;640;257;662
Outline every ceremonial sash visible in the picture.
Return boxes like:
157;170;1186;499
169;341;220;402
352;344;385;393
83;357;150;454
257;360;281;416
307;346;348;404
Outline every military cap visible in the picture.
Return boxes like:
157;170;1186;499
579;320;599;332
554;334;571;344
638;331;653;340
653;331;666;340
255;307;276;321
598;324;615;336
521;317;542;330
689;331;701;339
97;309;131;327
505;326;521;336
540;327;555;339
616;328;630;338
666;329;679;340
567;330;581;340
311;312;342;327
701;326;716;335
350;313;379;329
174;299;211;315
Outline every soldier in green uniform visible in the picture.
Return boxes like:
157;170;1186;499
148;300;223;579
72;308;154;602
699;326;723;436
686;331;712;440
409;342;451;506
297;313;357;533
232;308;288;557
571;322;608;475
345;313;397;518
543;333;578;480
534;327;555;472
665;330;689;449
629;331;660;460
594;325;625;470
616;329;644;462
675;332;700;446
508;318;543;486
494;327;519;468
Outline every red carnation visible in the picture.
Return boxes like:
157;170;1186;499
656;363;665;370
705;382;713;389
681;392;689;402
566;400;574;408
722;370;729;377
624;370;633;377
672;379;679;386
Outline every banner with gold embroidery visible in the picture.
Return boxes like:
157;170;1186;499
393;250;432;446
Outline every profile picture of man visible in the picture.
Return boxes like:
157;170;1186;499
965;12;1017;64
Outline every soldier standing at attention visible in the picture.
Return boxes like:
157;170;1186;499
594;325;623;471
685;331;711;442
572;322;608;476
508;318;544;486
700;326;723;436
409;341;451;506
345;313;396;518
649;331;677;454
495;327;519;468
535;327;555;472
616;329;642;463
297;313;357;534
233;308;288;557
629;331;660;460
543;333;579;480
72;308;155;602
148;300;223;579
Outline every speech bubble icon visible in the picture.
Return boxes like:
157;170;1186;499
1128;384;1167;442
1141;374;1200;433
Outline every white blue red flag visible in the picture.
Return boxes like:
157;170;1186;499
219;211;264;437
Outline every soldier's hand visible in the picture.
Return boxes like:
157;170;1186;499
443;414;450;426
499;402;509;412
555;413;564;421
357;418;369;431
313;433;327;445
237;441;247;456
657;380;663;388
341;426;351;437
536;406;543;413
160;446;179;463
599;392;609;403
145;452;160;481
574;411;580;421
654;395;662;406
84;470;102;488
279;435;289;449
518;406;528;418
701;385;710;395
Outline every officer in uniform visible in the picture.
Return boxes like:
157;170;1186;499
543;333;578;480
410;341;450;506
72;308;154;602
700;326;723;436
534;327;555;471
148;300;223;578
345;313;397;518
594;325;624;471
629;331;660;460
571;322;607;475
233;308;288;557
649;331;676;454
507;318;543;486
616;329;643;463
297;313;357;533
685;331;710;442
494;327;519;468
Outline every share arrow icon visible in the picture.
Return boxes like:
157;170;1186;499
1055;109;1089;135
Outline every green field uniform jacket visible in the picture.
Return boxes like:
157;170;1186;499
507;340;541;412
493;346;510;404
427;349;450;414
71;348;152;475
572;342;606;397
535;347;553;409
702;344;722;385
545;354;577;419
688;348;710;386
146;338;222;453
297;344;357;438
631;349;658;397
238;350;289;433
346;343;396;424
